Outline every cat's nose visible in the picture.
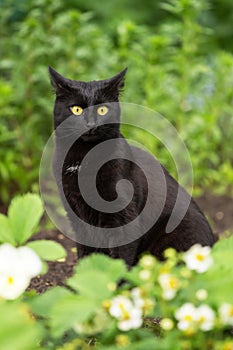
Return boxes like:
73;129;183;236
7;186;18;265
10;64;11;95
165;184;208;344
87;121;96;128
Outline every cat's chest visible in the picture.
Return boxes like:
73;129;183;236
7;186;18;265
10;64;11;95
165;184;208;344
59;139;134;213
62;150;113;193
61;142;92;180
62;158;117;188
61;141;121;184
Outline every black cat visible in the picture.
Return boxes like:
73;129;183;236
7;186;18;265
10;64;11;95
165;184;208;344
49;66;215;267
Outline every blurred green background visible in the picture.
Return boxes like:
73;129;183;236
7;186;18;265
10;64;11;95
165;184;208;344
0;0;233;203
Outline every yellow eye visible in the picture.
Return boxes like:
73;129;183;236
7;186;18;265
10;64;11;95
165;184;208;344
97;106;109;116
70;106;83;116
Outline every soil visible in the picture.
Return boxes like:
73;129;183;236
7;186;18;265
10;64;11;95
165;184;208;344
196;194;233;235
28;230;77;293
2;194;233;293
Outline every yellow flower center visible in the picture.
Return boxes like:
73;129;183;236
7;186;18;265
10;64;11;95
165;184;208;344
229;307;233;317
119;303;131;320
102;300;111;309
184;327;195;336
169;277;178;289
199;316;206;323
7;276;14;285
195;254;205;261
184;315;193;322
143;299;154;312
116;335;130;346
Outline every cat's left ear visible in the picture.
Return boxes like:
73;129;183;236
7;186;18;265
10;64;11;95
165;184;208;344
48;66;71;95
105;68;128;94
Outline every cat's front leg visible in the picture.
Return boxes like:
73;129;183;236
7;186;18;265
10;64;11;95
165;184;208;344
76;243;96;260
76;243;108;260
72;221;102;260
97;213;142;267
110;239;141;267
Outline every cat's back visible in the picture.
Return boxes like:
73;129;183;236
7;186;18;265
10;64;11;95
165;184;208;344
129;145;215;254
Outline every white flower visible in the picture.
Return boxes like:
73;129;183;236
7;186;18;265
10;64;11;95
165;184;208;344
109;296;132;318
196;289;208;301
131;288;155;314
175;303;216;333
158;273;180;300
196;305;215;331
219;303;233;326
0;243;42;300
0;273;30;300
73;309;109;335
160;318;174;331
140;255;156;269
175;303;197;331
139;269;151;281
118;307;143;331
107;282;117;292
131;288;145;308
109;295;143;331
183;244;213;273
17;246;42;277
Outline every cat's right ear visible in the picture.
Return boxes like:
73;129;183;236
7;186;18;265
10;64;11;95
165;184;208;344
48;66;70;95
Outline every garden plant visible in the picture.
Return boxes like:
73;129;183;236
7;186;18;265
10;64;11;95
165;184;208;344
0;0;232;348
0;194;232;349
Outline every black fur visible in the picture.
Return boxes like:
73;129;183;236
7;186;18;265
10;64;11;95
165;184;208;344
49;66;215;267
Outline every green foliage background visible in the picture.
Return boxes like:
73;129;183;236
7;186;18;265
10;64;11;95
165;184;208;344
0;0;233;202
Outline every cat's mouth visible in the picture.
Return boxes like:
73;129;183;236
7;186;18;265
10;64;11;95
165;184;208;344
81;128;100;142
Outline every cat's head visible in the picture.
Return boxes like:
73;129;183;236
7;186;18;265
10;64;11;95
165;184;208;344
49;67;127;142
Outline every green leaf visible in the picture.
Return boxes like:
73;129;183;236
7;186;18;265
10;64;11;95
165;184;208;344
0;300;43;350
32;286;92;339
213;235;233;253
68;254;127;298
97;337;159;350
0;214;15;245
26;240;66;261
72;253;127;282
69;270;113;301
50;295;97;338
211;236;233;272
8;193;44;245
199;268;233;305
194;237;233;304
124;265;143;286
28;287;72;318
